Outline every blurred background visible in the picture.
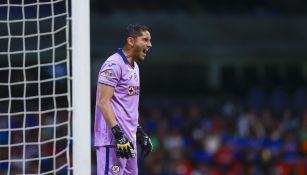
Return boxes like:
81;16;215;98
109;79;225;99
90;0;307;175
0;0;306;174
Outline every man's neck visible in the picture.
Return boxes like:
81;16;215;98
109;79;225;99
122;48;134;65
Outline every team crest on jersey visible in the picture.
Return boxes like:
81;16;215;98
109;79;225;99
111;165;120;173
128;86;140;96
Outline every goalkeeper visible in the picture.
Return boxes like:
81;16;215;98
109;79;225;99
94;24;153;175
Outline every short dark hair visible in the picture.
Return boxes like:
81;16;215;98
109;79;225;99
123;24;149;44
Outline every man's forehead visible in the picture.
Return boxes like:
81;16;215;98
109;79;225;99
139;31;151;38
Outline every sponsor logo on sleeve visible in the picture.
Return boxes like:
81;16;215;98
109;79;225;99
102;69;113;78
99;69;117;83
107;63;116;67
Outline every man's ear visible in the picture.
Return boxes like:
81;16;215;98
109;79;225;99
127;37;135;47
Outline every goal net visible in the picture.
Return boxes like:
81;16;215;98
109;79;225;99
0;0;90;174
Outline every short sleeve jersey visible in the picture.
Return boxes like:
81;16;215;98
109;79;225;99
94;48;140;146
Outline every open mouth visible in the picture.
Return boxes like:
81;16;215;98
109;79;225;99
143;49;149;55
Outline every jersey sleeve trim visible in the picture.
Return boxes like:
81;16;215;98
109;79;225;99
98;81;116;88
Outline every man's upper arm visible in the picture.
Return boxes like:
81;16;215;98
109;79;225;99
98;83;115;102
97;82;118;128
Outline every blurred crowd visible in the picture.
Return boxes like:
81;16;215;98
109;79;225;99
135;87;307;175
0;111;71;174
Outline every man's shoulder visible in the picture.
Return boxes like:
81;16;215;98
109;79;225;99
104;52;123;65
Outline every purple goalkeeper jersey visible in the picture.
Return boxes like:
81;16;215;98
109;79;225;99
94;48;140;147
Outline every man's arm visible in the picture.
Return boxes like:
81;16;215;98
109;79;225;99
97;83;135;158
97;83;117;128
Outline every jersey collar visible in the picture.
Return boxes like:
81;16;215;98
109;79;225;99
117;48;135;68
117;48;129;64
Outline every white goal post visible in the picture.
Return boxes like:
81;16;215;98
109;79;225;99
0;0;91;174
71;0;91;175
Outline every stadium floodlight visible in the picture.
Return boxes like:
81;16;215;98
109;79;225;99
0;0;91;174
